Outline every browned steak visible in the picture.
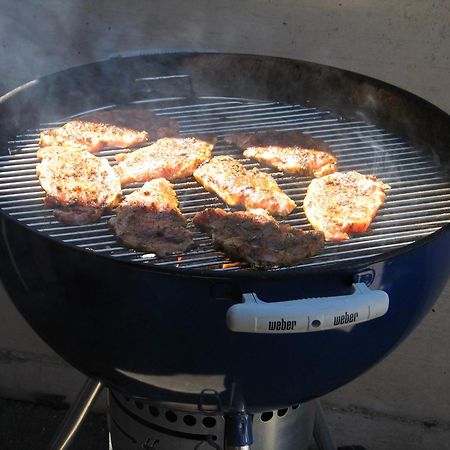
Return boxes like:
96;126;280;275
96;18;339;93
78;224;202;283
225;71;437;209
225;130;337;177
114;136;216;185
36;146;121;225
40;109;179;153
109;178;193;256
303;171;390;241
193;208;324;268
193;156;296;216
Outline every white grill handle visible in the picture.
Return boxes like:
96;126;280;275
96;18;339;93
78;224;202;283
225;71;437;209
226;283;389;334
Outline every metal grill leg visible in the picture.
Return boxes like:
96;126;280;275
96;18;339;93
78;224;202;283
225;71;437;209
313;400;337;450
225;412;253;450
49;378;103;450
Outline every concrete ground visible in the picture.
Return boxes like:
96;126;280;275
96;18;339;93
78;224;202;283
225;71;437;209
0;397;107;450
322;402;450;450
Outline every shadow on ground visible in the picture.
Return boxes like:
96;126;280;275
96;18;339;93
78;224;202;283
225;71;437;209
0;397;107;450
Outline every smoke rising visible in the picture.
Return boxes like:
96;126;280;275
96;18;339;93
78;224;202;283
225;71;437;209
1;0;448;113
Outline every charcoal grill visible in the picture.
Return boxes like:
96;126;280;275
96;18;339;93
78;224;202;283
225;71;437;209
0;52;449;449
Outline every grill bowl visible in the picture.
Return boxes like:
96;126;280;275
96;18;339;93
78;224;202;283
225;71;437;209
0;52;449;412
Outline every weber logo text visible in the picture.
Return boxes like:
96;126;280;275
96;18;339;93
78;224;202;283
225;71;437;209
268;318;297;331
333;311;359;326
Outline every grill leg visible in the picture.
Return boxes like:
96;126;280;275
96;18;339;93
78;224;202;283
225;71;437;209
225;412;253;449
48;378;103;450
313;400;337;450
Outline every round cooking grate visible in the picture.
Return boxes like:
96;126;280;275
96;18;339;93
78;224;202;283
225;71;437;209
1;97;449;273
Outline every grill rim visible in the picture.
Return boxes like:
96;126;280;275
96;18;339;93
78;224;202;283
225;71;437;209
2;200;448;281
0;51;449;280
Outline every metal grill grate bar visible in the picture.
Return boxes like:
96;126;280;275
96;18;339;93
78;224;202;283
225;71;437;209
0;97;449;273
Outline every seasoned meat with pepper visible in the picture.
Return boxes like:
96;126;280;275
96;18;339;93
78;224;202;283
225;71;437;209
114;136;216;185
109;178;193;256
225;130;337;177
40;109;179;153
193;156;296;216
303;171;390;241
193;208;324;268
36;146;121;225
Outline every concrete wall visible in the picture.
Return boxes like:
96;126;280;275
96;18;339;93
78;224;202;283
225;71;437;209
1;0;449;424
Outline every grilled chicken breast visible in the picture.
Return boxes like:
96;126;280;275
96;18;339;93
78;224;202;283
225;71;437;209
109;178;193;256
193;156;296;216
225;130;337;177
193;208;324;268
114;136;216;185
36;146;121;225
40;109;179;153
303;171;390;241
